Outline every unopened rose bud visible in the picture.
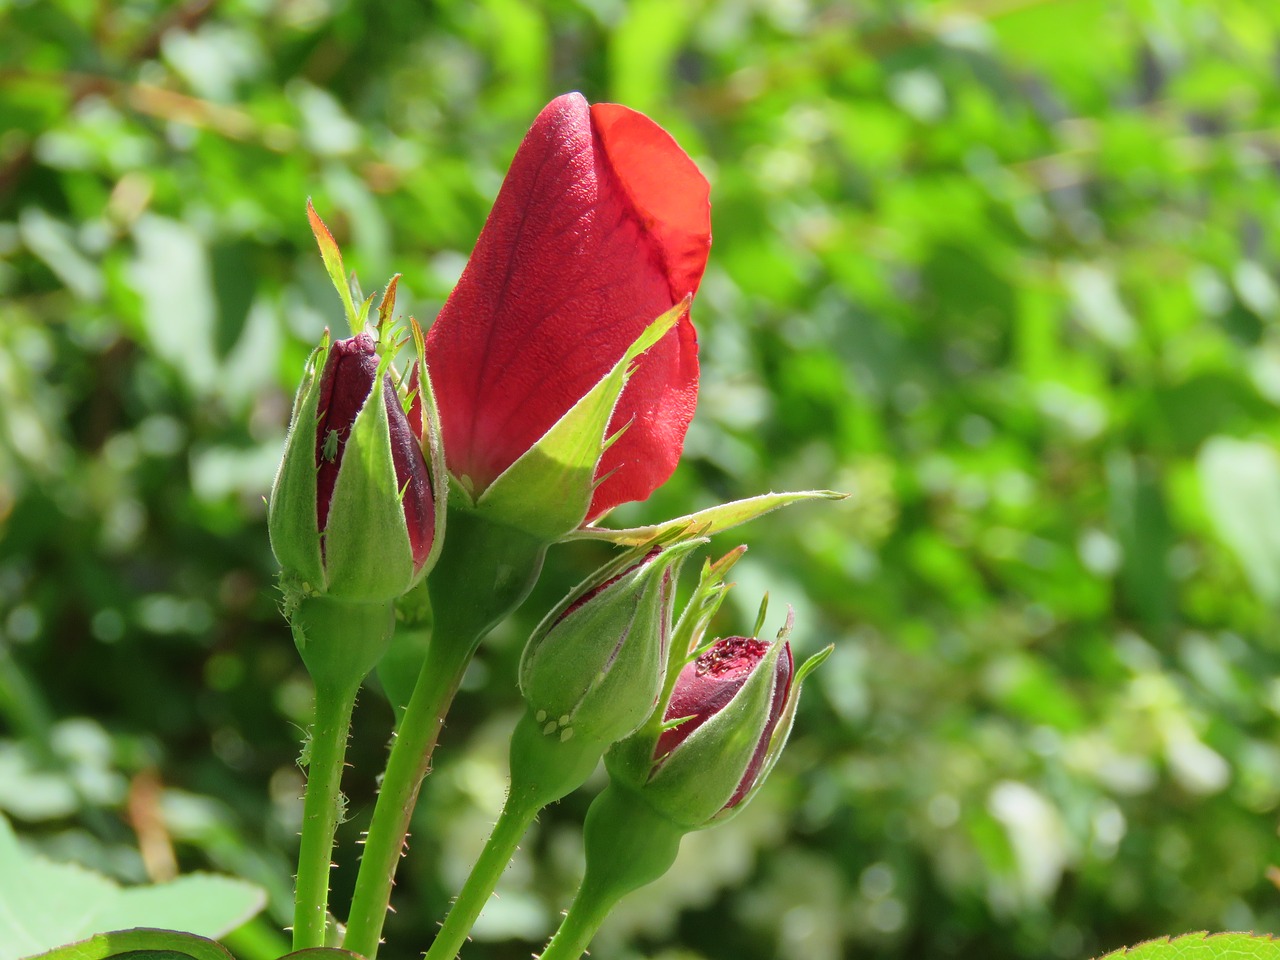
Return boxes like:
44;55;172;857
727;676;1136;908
604;634;792;830
654;636;794;810
544;624;826;960
519;541;699;750
269;331;436;606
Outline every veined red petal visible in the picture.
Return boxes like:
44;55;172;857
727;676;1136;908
424;92;711;516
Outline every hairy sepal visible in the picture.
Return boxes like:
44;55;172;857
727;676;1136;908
268;340;327;588
323;373;415;601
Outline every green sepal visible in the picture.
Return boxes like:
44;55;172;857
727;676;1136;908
605;548;747;777
376;273;400;336
717;642;831;823
354;291;376;336
411;317;449;577
289;595;395;694
322;366;415;602
568;490;847;546
611;641;783;830
475;298;689;542
520;540;701;745
635;546;746;741
306;200;359;335
268;338;328;590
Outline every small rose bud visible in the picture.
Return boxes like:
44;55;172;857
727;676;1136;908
269;332;436;605
315;334;434;570
519;542;699;749
538;601;830;958
606;627;811;831
655;636;793;810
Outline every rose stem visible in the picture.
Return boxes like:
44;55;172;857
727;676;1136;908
293;676;361;950
422;797;538;960
340;633;474;958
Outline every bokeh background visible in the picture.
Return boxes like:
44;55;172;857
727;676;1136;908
5;1;1280;958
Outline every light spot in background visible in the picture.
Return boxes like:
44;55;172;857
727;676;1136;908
859;861;895;899
1064;263;1136;349
927;792;960;828
91;609;125;644
1234;260;1279;319
888;69;947;123
1164;730;1230;796
1078;527;1121;577
987;780;1071;906
1090;801;1126;860
5;604;41;643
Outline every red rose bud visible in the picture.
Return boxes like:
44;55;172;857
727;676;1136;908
519;542;700;749
605;634;797;830
534;624;830;959
269;332;436;604
315;334;434;569
656;637;793;808
424;92;711;535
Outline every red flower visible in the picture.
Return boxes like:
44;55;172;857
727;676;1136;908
424;92;711;521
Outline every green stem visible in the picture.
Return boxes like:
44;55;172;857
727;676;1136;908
423;798;539;960
341;634;474;958
537;883;616;960
423;712;604;959
340;509;548;958
538;785;684;960
293;677;360;950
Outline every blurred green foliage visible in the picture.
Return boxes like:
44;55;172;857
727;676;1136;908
3;1;1280;958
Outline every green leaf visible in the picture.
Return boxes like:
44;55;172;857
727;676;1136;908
567;490;846;546
0;814;264;960
477;298;688;542
24;928;235;960
1095;932;1280;960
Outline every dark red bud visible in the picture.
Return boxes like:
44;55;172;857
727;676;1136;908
655;636;794;809
405;362;425;441
314;334;435;569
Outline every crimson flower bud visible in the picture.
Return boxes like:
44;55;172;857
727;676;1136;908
269;332;436;605
539;592;828;957
315;334;434;568
655;636;793;810
605;632;802;830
